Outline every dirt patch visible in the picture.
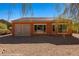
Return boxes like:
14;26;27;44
0;34;79;55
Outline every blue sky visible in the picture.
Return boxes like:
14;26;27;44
0;3;65;21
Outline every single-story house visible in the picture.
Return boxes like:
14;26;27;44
12;17;72;36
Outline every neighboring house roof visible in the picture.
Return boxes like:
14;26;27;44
12;17;72;22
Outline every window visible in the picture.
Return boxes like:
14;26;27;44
34;24;46;33
58;24;67;33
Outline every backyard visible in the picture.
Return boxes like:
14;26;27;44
0;34;79;55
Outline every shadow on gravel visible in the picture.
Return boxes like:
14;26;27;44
0;35;79;45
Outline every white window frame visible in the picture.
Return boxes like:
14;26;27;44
33;24;47;33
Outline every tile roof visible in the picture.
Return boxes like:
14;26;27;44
12;17;54;22
12;17;72;22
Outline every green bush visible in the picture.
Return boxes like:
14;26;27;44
5;29;11;34
0;23;7;29
0;19;12;29
0;29;11;35
0;29;6;35
0;23;12;35
72;22;79;33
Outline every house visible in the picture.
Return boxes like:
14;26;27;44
12;17;72;36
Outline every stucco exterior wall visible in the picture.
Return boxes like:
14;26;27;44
12;18;72;36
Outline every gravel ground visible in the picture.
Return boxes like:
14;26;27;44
0;34;79;56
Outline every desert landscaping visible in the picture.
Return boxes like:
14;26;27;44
0;3;79;56
0;34;79;56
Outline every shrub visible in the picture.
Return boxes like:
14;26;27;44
72;22;79;33
5;29;11;34
0;29;6;35
0;29;11;35
0;23;7;29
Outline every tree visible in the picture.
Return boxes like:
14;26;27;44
22;3;26;17
60;3;79;22
13;3;34;17
21;3;33;17
60;3;79;33
0;19;11;29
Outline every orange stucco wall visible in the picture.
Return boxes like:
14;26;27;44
12;20;72;36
